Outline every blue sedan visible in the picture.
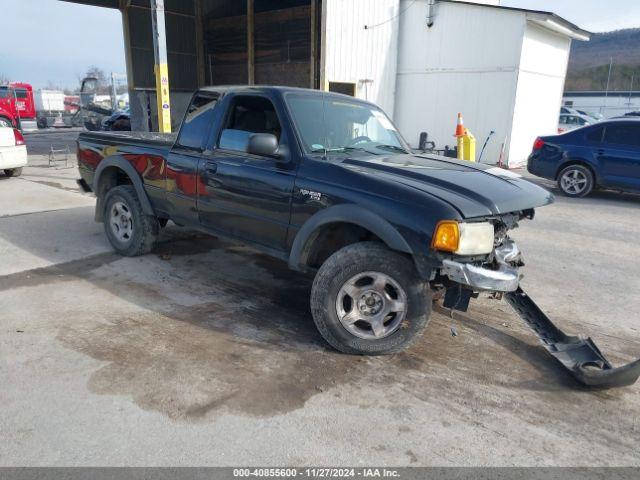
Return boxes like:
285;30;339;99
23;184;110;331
527;118;640;197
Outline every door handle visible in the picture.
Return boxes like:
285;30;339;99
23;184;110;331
205;162;218;174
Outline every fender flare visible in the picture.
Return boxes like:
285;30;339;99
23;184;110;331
93;155;155;221
288;204;413;270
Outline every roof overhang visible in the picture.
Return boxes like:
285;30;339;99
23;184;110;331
526;12;591;42
58;0;120;9
440;1;591;42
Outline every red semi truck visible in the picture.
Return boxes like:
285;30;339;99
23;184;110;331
0;82;38;131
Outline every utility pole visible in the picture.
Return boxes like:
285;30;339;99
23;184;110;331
247;0;255;85
151;0;171;132
110;72;118;111
603;57;613;115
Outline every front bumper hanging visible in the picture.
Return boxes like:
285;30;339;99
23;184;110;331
506;287;640;388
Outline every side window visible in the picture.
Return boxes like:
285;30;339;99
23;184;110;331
603;124;640;148
176;93;218;150
14;88;28;99
219;95;282;153
586;126;604;143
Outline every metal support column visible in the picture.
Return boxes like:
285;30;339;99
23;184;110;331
247;0;255;85
151;0;171;132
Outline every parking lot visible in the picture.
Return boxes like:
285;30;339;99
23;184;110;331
1;131;639;466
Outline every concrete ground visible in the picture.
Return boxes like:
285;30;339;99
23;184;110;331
1;132;639;466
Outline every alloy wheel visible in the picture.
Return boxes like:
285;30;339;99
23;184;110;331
335;271;407;340
109;201;133;243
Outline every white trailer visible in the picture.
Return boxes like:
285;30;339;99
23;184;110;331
34;89;72;128
34;90;65;112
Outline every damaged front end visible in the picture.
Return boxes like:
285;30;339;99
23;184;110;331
433;211;640;389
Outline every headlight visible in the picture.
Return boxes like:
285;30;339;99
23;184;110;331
432;221;494;255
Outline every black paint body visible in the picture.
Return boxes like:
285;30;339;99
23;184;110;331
77;86;553;278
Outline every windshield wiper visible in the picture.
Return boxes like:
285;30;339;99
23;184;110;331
310;147;381;156
374;144;408;154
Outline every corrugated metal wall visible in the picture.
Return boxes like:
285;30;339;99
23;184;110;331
324;0;400;115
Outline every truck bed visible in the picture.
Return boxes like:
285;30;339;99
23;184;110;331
76;130;179;195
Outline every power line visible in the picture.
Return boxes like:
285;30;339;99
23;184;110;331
364;0;418;30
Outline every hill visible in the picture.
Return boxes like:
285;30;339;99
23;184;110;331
565;28;640;91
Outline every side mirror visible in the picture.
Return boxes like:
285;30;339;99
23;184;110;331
247;133;280;158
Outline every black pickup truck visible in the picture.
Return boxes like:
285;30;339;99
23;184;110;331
77;86;640;388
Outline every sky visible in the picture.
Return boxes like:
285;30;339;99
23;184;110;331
1;0;639;89
0;0;126;89
500;0;640;32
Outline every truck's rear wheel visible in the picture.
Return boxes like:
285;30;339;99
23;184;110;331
311;242;431;355
4;168;22;177
103;185;159;256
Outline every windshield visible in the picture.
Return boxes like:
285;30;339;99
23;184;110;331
286;94;408;156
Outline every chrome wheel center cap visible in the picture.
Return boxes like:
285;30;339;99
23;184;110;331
358;291;383;316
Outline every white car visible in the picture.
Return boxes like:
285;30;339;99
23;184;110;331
558;113;593;134
0;126;27;177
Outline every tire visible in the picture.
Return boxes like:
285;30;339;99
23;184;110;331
4;168;23;177
310;241;431;355
102;185;159;256
557;164;594;197
0;117;12;128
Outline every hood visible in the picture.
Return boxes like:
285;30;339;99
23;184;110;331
341;154;554;218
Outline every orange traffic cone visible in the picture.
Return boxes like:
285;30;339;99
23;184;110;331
454;113;464;137
454;113;465;137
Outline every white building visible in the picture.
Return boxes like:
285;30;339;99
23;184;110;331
563;91;640;119
323;0;589;167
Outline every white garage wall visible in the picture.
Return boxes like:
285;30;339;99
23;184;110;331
508;22;571;167
324;0;401;114
394;0;524;163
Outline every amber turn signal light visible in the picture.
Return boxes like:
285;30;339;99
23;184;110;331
431;220;460;253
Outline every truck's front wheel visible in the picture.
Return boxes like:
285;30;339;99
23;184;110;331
103;185;159;256
311;242;431;355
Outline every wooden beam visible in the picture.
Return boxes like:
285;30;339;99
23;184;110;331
247;0;255;85
310;0;317;89
195;0;205;86
319;0;328;91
